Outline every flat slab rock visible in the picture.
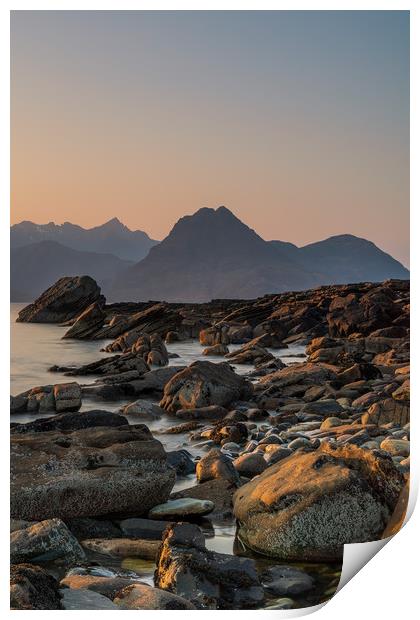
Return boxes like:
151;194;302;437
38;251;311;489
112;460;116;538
148;498;215;520
60;587;119;610
114;582;196;609
81;538;160;560
11;423;175;521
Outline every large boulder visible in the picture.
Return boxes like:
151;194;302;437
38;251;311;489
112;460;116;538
233;443;404;561
16;276;103;323
154;523;264;609
11;424;175;521
160;361;252;413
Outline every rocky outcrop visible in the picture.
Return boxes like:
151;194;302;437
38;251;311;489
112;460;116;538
154;523;264;609
16;276;103;323
160;361;252;413
11;423;175;521
62;302;106;339
233;443;404;561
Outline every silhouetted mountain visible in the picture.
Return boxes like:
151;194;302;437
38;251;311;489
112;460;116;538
296;234;409;283
11;241;133;301
110;207;409;302
110;207;317;302
10;218;157;261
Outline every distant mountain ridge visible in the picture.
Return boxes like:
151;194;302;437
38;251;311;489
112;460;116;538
11;240;132;302
110;206;409;302
11;217;158;261
10;208;409;303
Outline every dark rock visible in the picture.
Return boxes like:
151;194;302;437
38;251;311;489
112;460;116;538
166;449;196;475
154;523;264;609
196;449;240;485
119;517;171;540
260;565;314;596
10;518;86;566
17;275;103;323
11;563;62;610
11;410;128;434
62;302;106;339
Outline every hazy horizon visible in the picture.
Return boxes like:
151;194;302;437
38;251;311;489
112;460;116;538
11;11;409;265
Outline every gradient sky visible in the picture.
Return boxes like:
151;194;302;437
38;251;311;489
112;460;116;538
11;10;409;265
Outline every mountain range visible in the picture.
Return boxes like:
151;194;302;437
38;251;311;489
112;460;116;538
10;207;409;302
11;218;157;261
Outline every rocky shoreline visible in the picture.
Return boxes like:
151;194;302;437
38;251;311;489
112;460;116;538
10;276;410;609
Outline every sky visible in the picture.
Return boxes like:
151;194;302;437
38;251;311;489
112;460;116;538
11;10;409;265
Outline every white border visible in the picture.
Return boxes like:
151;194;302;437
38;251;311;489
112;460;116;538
2;3;418;618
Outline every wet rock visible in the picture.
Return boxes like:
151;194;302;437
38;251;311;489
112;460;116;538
60;568;137;600
114;582;196;609
11;424;175;521
175;405;228;420
60;587;119;609
261;565;314;596
225;340;274;365
81;538;160;560
120;399;164;419
300;399;344;418
62;302;106;339
196;449;240;485
160;361;252;413
16;275;103;323
10;518;86;566
233;452;268;478
154;523;264;609
171;479;236;520
233;442;404;561
203;344;229;356
61;351;150;378
149;498;214;520
11;563;62;610
65;517;122;540
119;517;170;540
166;449;196;475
